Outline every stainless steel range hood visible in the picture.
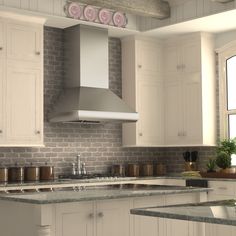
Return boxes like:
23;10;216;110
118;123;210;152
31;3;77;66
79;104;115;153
49;25;138;123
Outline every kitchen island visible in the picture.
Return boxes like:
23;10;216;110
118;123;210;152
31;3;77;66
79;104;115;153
0;183;209;236
131;199;236;236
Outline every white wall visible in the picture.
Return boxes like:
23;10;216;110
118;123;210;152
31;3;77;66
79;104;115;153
215;29;236;49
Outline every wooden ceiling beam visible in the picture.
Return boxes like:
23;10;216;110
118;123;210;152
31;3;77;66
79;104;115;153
75;0;170;19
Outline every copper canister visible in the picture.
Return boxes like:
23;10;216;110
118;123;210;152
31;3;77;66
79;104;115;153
8;165;24;182
40;164;54;181
111;164;125;177
0;167;8;183
127;164;140;177
141;163;153;176
25;164;40;182
155;164;167;176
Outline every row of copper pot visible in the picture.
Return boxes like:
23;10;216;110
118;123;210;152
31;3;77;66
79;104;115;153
111;163;167;177
0;163;54;183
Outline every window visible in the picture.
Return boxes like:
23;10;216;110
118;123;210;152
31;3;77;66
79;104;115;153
218;43;236;165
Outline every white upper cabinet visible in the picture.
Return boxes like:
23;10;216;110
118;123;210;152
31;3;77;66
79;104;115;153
122;37;164;147
0;21;4;58
0;59;4;143
6;21;42;62
6;62;43;145
164;33;216;146
0;16;44;147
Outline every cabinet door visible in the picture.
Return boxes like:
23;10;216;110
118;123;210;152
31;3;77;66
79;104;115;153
56;202;95;236
6;63;43;145
205;224;235;236
182;74;202;144
0;21;4;59
96;199;131;236
164;44;179;75
181;41;201;74
6;22;41;62
137;41;162;75
133;196;164;236
164;79;183;145
0;59;4;142
137;79;164;145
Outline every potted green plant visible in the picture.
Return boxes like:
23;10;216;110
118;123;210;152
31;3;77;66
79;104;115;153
206;158;216;173
215;138;236;173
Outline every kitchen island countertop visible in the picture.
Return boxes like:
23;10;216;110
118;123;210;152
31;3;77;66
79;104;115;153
0;185;211;204
131;199;236;226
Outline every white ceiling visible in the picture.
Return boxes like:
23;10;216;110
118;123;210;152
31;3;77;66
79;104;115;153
143;8;236;39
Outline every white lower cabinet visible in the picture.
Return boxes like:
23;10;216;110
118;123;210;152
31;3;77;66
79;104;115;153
55;199;131;236
133;196;165;236
207;181;236;201
54;193;202;236
96;199;131;236
56;202;95;236
205;224;236;236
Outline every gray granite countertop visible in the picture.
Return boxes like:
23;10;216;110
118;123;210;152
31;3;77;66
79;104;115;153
0;175;235;189
0;185;210;204
131;200;236;226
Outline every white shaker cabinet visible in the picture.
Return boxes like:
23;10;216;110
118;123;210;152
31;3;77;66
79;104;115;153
0;16;44;146
164;33;216;146
55;199;131;236
133;196;164;236
6;62;43;145
122;37;164;147
0;58;4;143
6;21;42;62
96;199;131;236
56;202;95;236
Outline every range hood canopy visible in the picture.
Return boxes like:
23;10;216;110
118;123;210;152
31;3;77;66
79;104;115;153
49;25;138;123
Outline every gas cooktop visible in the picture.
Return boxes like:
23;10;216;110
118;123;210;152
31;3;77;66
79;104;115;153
58;173;130;180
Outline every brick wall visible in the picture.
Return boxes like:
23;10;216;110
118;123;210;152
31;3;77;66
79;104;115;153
0;27;218;176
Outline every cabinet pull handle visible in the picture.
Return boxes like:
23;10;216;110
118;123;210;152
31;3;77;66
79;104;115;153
178;132;182;137
35;51;41;55
98;212;104;218
218;187;227;190
88;213;94;219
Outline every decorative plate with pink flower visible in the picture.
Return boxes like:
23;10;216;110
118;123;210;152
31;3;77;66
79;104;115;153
84;5;97;22
67;2;82;19
98;9;112;25
113;12;127;27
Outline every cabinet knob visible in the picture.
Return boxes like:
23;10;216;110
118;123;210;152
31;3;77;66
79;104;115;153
35;130;41;134
138;65;142;69
88;213;94;219
0;47;3;50
139;133;143;137
0;130;2;134
98;212;104;218
35;51;41;55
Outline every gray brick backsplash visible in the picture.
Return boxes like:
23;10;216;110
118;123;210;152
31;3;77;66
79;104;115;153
0;27;218;176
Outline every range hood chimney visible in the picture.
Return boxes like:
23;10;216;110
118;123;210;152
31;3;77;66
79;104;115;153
49;25;138;123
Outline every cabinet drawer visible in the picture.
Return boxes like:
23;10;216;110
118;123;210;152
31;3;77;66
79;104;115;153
165;193;198;205
208;181;235;196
